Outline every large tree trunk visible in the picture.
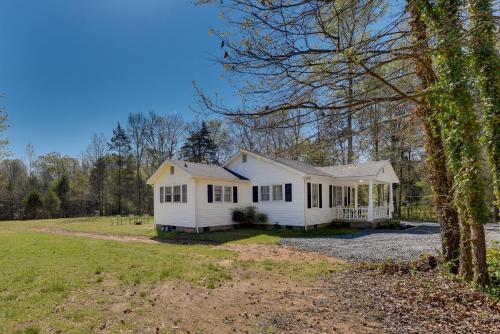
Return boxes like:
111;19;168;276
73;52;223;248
459;220;473;281
418;0;490;286
467;0;500;212
407;1;461;273
470;223;489;286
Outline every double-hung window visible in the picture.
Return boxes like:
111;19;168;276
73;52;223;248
214;186;223;202
312;184;319;207
173;185;181;203
224;186;232;202
260;186;270;201
165;186;172;203
272;185;283;201
182;184;187;203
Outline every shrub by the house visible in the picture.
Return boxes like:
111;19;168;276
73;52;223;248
232;206;268;224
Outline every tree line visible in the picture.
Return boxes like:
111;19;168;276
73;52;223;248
0;113;233;220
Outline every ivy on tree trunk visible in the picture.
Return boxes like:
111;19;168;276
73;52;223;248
467;0;500;212
417;0;490;286
407;0;461;273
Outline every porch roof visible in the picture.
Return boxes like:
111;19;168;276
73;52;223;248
316;160;399;183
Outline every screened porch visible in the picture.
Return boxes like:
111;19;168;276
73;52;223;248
330;180;394;222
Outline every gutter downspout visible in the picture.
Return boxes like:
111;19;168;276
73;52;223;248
194;179;199;233
304;177;308;231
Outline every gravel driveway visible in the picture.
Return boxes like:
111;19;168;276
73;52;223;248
281;222;500;262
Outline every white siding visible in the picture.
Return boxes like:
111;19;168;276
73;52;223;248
195;179;251;228
305;176;335;226
153;165;196;228
226;153;306;226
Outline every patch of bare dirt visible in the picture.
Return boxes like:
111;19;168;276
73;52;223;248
330;266;500;334
54;270;381;334
221;243;345;264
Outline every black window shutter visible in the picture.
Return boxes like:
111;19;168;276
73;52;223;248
252;186;259;203
233;186;238;203
307;182;311;208
329;185;333;208
319;184;323;208
285;183;292;202
207;185;213;203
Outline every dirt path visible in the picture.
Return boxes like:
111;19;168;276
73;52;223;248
32;227;344;264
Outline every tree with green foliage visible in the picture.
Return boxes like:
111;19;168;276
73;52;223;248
44;189;60;218
109;123;131;214
90;157;107;216
24;190;43;219
54;174;70;217
407;0;461;273
467;0;500;212
180;121;218;163
417;0;490;285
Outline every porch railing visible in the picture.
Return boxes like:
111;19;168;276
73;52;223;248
332;206;391;221
332;207;368;220
373;206;390;219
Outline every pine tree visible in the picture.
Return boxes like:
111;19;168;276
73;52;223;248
109;123;131;214
44;189;60;218
54;174;70;217
24;190;43;219
180;122;218;163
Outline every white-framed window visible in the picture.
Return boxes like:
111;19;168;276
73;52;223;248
173;185;181;203
260;186;270;201
312;184;319;207
332;186;342;206
165;186;172;203
162;185;187;204
242;154;247;163
182;184;187;203
214;186;223;202
224;186;232;202
272;184;283;201
170;166;175;175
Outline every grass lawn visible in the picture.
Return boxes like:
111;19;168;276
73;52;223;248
0;217;353;244
0;218;350;333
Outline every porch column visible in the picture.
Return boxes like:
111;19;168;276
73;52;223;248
389;183;394;216
354;185;358;209
367;180;373;221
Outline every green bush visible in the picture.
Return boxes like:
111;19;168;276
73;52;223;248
486;241;500;299
231;206;268;224
231;209;246;223
256;213;268;224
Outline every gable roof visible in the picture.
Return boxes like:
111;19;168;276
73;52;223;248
273;157;331;177
316;160;387;178
146;159;249;185
224;149;330;177
224;149;399;182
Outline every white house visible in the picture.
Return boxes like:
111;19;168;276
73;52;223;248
146;149;399;232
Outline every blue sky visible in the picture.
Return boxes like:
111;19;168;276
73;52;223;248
0;0;234;159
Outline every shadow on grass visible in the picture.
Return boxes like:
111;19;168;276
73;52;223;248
154;226;355;245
